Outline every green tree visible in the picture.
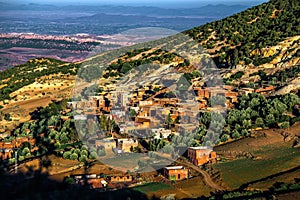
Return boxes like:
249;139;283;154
99;114;107;131
22;147;30;156
70;153;78;160
241;129;250;137
18;156;25;162
4;113;11;121
80;149;88;157
280;121;290;129
89;151;97;159
266;114;276;127
79;155;87;163
63;151;71;159
64;177;75;184
97;149;106;157
232;130;240;139
242;119;252;129
59;132;69;144
165;113;173;129
255;117;264;128
120;63;132;74
48;115;60;127
129;109;137;119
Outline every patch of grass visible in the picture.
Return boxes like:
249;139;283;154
101;153;144;169
215;146;300;189
132;182;172;193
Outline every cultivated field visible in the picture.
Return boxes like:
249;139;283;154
213;124;300;190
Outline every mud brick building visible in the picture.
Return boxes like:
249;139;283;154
187;146;217;165
255;84;275;94
0;148;13;160
110;175;133;183
164;166;188;181
117;138;138;153
95;138;116;155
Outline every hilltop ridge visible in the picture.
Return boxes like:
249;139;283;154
0;1;300;199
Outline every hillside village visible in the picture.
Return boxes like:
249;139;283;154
0;78;287;190
0;0;300;199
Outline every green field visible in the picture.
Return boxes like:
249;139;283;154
132;182;173;193
214;145;300;189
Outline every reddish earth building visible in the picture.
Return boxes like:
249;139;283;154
187;146;217;165
164;166;188;181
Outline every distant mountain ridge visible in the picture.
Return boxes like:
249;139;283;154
184;0;299;68
0;0;299;99
0;2;249;17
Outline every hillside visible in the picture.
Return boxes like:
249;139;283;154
185;0;299;67
1;0;299;103
0;0;299;151
75;0;300;91
0;0;300;199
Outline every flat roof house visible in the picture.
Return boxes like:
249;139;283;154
187;146;217;166
110;175;133;183
117;138;139;153
0;148;13;160
95;138;116;155
164;166;188;181
151;128;172;139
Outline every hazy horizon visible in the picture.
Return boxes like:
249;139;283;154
7;0;268;8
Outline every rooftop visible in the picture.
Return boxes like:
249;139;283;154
189;146;213;150
165;166;185;170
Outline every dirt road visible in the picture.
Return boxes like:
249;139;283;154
176;159;225;191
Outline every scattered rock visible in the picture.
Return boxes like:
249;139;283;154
292;137;300;148
160;194;176;200
253;156;262;160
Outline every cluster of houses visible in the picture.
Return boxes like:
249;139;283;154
65;81;275;187
95;137;139;155
0;136;36;160
163;146;217;181
71;173;134;189
70;146;217;189
70;82;275;131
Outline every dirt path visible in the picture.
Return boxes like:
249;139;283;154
176;159;225;191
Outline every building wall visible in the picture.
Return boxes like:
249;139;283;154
164;168;188;181
0;149;13;160
110;175;132;183
122;141;138;152
188;148;217;165
87;178;106;189
95;140;116;155
116;139;139;153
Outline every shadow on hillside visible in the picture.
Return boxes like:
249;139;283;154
0;171;153;200
0;156;154;200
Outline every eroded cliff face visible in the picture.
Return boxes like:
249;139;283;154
219;35;300;95
250;35;300;68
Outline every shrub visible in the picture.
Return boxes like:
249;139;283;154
64;177;75;184
22;147;30;155
79;155;87;163
63;151;71;159
232;130;240;139
70;153;78;160
81;145;88;151
280;121;290;129
18;156;25;162
80;150;88;156
97;149;106;157
4;113;11;121
9;158;15;164
89;151;97;159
